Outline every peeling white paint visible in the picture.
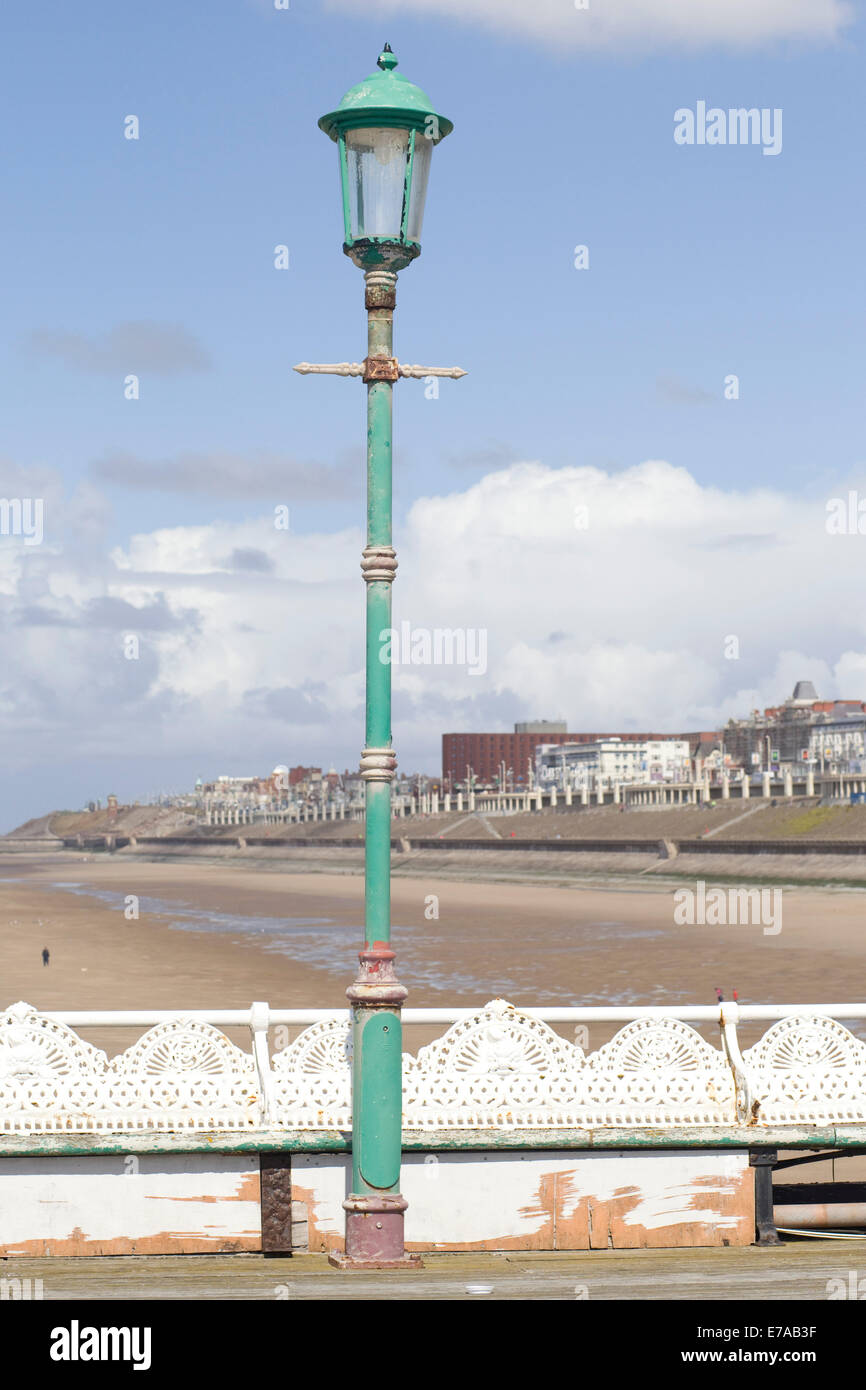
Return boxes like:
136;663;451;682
294;1149;752;1248
0;1155;259;1249
559;1152;746;1230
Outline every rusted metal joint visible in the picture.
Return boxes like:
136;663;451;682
360;747;397;781
343;1193;408;1216
363;355;399;383
347;979;409;1006
360;546;397;583
330;1192;421;1269
364;270;397;310
347;941;408;1005
357;940;398;978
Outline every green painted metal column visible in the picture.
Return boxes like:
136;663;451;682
334;268;418;1269
363;294;395;954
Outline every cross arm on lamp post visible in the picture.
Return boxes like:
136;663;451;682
294;361;467;379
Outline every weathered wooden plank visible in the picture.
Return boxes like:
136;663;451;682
0;1243;864;1300
293;1151;755;1253
0;1155;261;1256
0;1124;861;1157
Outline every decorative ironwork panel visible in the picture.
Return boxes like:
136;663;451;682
2;1000;866;1137
398;1002;735;1130
0;1005;259;1132
743;1015;866;1126
271;1017;352;1130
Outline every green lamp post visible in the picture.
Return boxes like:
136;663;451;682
296;46;462;1268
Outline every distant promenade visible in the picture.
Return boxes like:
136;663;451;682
199;768;866;824
12;796;866;888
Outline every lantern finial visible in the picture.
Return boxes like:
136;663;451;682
378;45;398;72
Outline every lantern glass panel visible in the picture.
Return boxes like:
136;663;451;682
405;132;432;243
345;126;410;239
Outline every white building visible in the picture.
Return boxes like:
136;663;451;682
535;738;691;790
808;716;866;772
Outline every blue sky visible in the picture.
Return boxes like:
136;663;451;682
0;0;863;827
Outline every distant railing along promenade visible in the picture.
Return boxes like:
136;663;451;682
49;833;866;856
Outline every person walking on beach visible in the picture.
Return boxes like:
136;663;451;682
41;948;49;967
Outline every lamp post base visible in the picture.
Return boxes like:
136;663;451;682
328;1193;423;1269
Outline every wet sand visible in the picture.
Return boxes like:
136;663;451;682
0;856;864;1054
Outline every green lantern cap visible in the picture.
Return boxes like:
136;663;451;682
319;45;453;142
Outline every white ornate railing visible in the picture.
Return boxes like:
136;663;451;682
0;999;865;1136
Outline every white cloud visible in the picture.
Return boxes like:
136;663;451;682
3;456;866;798
393;459;866;736
325;0;852;52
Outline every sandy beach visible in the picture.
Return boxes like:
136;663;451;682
0;854;864;1056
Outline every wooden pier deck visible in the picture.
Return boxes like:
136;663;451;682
5;1241;866;1300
